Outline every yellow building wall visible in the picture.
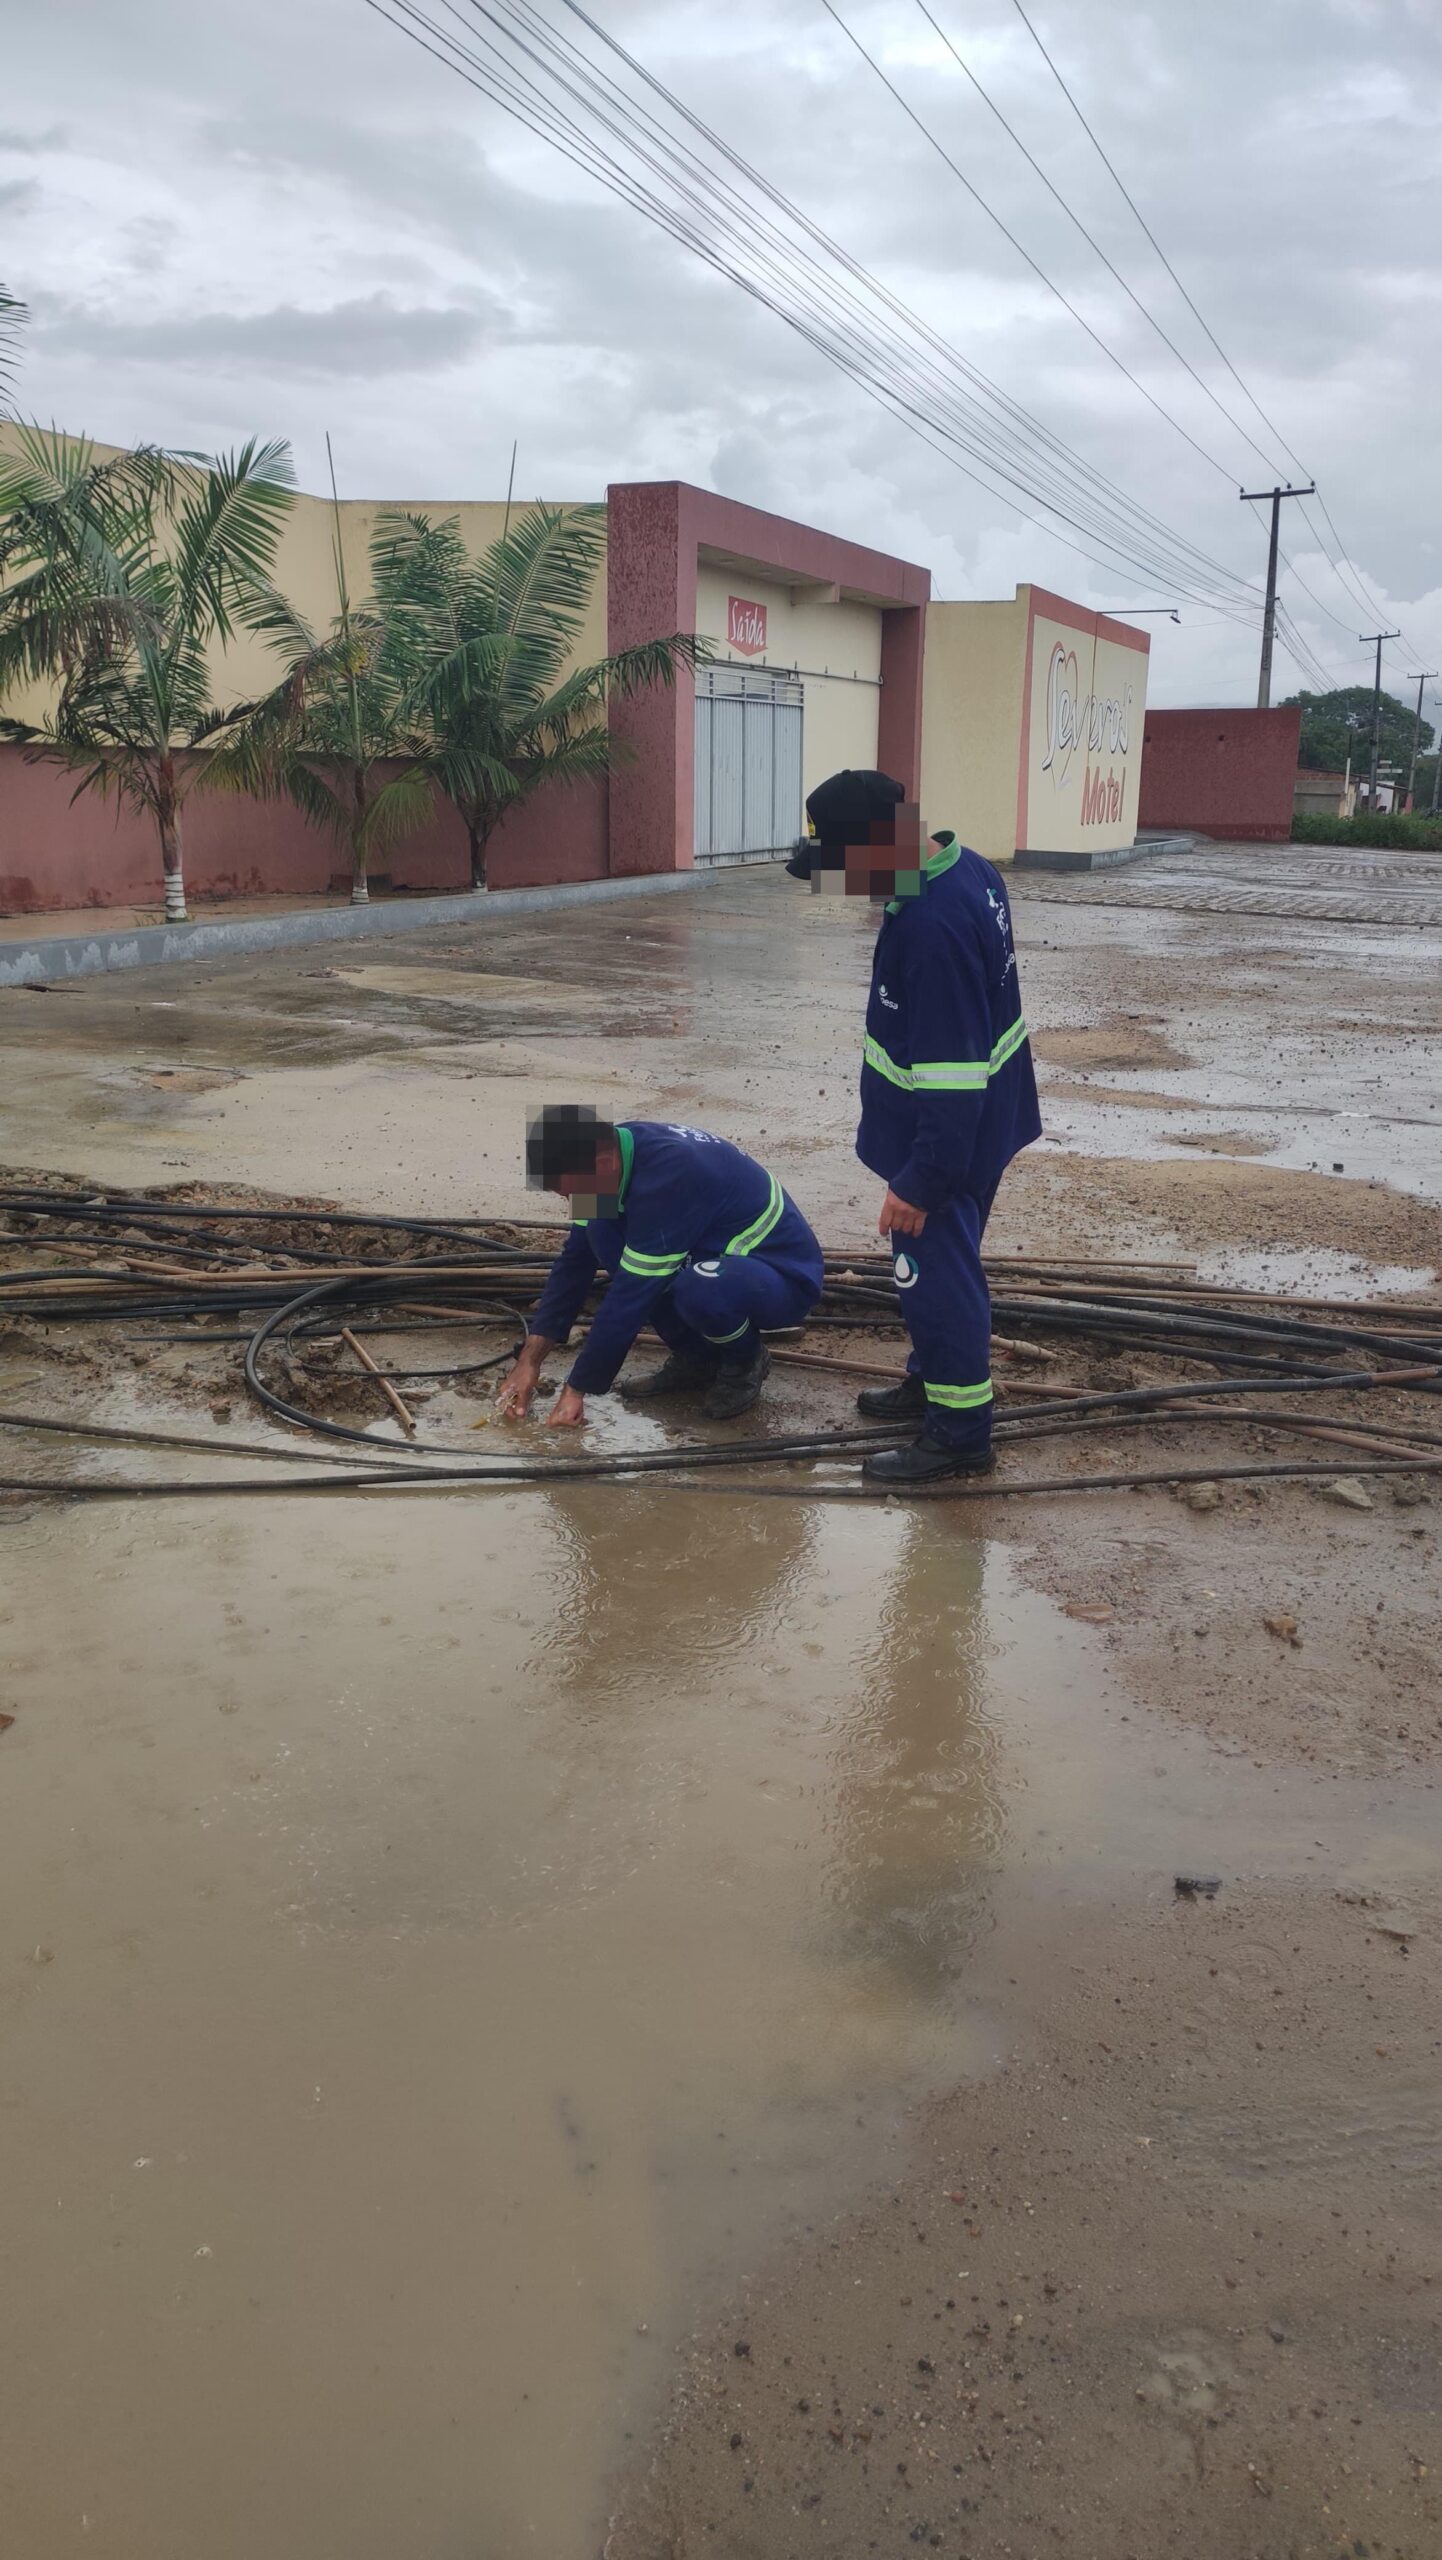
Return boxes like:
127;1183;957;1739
920;597;1029;862
694;563;881;800
0;426;605;715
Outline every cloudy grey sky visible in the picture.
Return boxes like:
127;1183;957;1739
5;0;1441;708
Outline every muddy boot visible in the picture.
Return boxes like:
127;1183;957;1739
855;1373;927;1422
702;1340;771;1421
619;1348;719;1403
862;1431;995;1485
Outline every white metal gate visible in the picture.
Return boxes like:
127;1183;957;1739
693;667;803;864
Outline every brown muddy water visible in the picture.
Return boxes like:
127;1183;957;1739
2;1460;1434;2560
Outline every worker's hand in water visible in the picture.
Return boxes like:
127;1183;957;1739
547;1384;586;1428
879;1187;927;1239
495;1345;544;1417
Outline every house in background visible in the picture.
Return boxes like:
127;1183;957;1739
1293;769;1356;823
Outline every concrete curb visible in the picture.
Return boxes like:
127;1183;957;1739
1013;832;1200;875
0;865;740;988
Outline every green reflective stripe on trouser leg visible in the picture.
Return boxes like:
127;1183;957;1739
863;1033;913;1090
702;1320;750;1345
619;1246;687;1277
923;1380;994;1411
725;1172;784;1257
989;1014;1027;1073
909;1059;989;1091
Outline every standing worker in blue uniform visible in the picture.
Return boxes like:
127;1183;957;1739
794;770;1042;1484
495;1108;825;1426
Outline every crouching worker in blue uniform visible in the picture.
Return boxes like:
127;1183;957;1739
798;772;1041;1485
495;1107;825;1427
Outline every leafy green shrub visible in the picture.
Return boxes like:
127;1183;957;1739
1291;811;1442;851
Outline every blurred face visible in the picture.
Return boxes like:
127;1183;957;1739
552;1138;623;1220
808;800;928;901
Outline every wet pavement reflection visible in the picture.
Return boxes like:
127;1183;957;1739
3;1456;1435;2556
2;1473;1012;2558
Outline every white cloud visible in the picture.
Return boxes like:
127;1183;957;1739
3;0;1440;705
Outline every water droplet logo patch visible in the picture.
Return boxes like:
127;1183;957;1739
693;1258;721;1277
892;1250;919;1290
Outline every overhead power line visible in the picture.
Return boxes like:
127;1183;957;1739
908;0;1292;483
822;0;1259;492
543;0;1262;601
1003;0;1308;479
833;0;1371;698
1002;0;1427;675
363;0;1270;621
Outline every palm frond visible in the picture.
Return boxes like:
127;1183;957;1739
363;765;436;853
0;708;162;820
425;740;521;810
481;504;607;711
369;508;469;624
0;587;153;695
170;438;295;644
398;627;512;735
242;581;320;663
269;755;350;840
522;632;706;747
0;427;173;543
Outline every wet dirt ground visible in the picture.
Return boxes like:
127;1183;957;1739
1;855;1440;2557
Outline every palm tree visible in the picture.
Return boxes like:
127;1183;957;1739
0;427;297;920
372;502;705;888
214;486;435;905
0;284;28;413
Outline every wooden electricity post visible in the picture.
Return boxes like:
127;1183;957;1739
1239;483;1315;709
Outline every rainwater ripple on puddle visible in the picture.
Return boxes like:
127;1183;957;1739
1;1465;1433;2557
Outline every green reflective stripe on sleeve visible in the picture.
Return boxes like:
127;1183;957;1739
989;1015;1028;1073
702;1320;750;1345
619;1245;686;1277
909;1058;989;1091
923;1379;994;1410
726;1171;784;1258
863;1033;914;1090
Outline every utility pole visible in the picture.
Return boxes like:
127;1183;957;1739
1432;700;1442;816
1406;671;1437;810
1359;632;1401;809
1239;483;1315;708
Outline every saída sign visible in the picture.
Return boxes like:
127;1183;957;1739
727;594;768;657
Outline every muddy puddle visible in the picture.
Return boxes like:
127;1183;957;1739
2;1446;1436;2560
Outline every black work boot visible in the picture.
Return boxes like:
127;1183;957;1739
856;1373;928;1422
619;1348;719;1403
862;1430;996;1486
702;1340;772;1421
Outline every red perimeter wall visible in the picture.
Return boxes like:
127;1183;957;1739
1137;705;1302;843
0;746;607;913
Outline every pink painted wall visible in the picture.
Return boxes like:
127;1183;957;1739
0;745;607;913
607;482;697;880
877;601;926;799
606;481;929;876
0;478;927;907
1137;706;1302;843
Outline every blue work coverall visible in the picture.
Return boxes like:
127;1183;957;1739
529;1121;824;1395
856;834;1042;1449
